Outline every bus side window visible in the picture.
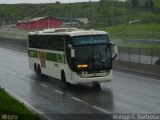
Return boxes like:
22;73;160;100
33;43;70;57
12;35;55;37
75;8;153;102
28;36;32;47
54;36;59;51
57;36;64;51
47;36;52;50
43;35;49;49
52;36;56;50
29;35;35;48
53;36;64;51
37;35;41;48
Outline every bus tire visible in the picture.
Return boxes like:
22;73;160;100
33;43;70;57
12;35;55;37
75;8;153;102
93;83;101;90
36;64;42;79
34;63;37;72
61;71;69;87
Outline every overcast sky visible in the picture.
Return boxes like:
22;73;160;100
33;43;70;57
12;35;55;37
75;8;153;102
0;0;100;4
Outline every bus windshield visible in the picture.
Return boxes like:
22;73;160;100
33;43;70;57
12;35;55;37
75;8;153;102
72;35;112;70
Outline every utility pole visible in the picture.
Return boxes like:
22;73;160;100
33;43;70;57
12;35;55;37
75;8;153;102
147;0;153;39
89;0;92;28
111;0;114;26
123;0;127;25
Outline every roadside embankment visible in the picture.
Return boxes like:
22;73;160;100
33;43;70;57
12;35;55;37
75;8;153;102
0;37;160;78
0;87;40;120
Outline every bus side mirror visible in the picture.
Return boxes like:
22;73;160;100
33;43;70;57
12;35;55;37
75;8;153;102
110;43;118;60
71;48;75;58
68;44;72;49
68;44;75;58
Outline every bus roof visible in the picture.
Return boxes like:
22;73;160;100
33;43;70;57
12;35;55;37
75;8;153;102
28;28;108;36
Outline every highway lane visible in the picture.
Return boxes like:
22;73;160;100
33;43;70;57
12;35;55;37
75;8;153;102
0;47;160;120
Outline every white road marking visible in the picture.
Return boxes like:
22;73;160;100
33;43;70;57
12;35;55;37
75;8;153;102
54;90;64;95
30;79;36;82
40;84;48;88
24;78;36;83
5;89;52;120
18;76;37;83
116;71;160;82
11;72;17;75
91;106;112;114
71;97;89;105
5;69;10;72
4;70;36;83
19;75;26;79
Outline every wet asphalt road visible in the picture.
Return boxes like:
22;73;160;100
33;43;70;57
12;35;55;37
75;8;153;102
0;47;160;120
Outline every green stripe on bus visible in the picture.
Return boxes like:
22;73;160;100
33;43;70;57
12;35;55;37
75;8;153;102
28;50;38;58
28;49;66;64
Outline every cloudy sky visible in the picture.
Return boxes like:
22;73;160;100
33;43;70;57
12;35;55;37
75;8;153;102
0;0;99;4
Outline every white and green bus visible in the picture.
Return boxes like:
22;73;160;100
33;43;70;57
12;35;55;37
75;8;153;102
28;28;117;88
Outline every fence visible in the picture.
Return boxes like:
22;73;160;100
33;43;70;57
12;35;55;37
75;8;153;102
116;47;160;65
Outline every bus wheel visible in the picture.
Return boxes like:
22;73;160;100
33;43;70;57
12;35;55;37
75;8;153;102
36;65;42;79
93;83;101;90
34;63;37;72
61;72;69;87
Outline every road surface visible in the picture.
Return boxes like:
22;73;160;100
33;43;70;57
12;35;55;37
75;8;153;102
0;47;160;120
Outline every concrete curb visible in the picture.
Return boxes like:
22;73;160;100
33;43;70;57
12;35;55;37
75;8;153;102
113;60;160;78
0;37;27;47
0;37;27;51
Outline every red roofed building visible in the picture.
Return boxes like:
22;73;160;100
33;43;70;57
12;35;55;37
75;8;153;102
16;16;62;30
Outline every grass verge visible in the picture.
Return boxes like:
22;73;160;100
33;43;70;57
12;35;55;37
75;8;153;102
118;43;160;49
105;24;160;40
0;28;28;40
0;87;40;120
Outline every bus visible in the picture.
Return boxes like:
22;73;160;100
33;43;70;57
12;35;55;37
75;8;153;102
28;28;117;88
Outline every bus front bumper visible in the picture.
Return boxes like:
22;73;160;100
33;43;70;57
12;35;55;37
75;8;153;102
72;70;112;84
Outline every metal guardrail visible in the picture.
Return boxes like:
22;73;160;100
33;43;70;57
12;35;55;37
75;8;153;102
116;47;160;65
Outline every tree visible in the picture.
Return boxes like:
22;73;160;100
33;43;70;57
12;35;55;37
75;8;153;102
55;1;60;4
0;13;3;26
145;0;154;10
98;0;107;6
0;18;2;26
131;0;138;7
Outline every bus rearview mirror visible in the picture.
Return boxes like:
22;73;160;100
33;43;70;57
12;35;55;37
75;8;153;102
114;46;118;54
71;48;75;58
68;44;72;49
68;44;75;58
112;45;118;60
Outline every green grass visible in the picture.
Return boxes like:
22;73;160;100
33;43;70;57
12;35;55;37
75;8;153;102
0;87;40;120
118;43;160;49
105;24;160;40
0;0;160;26
1;23;160;40
0;0;160;41
0;28;28;40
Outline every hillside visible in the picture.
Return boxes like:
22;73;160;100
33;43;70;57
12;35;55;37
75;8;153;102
0;0;160;40
0;0;160;27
